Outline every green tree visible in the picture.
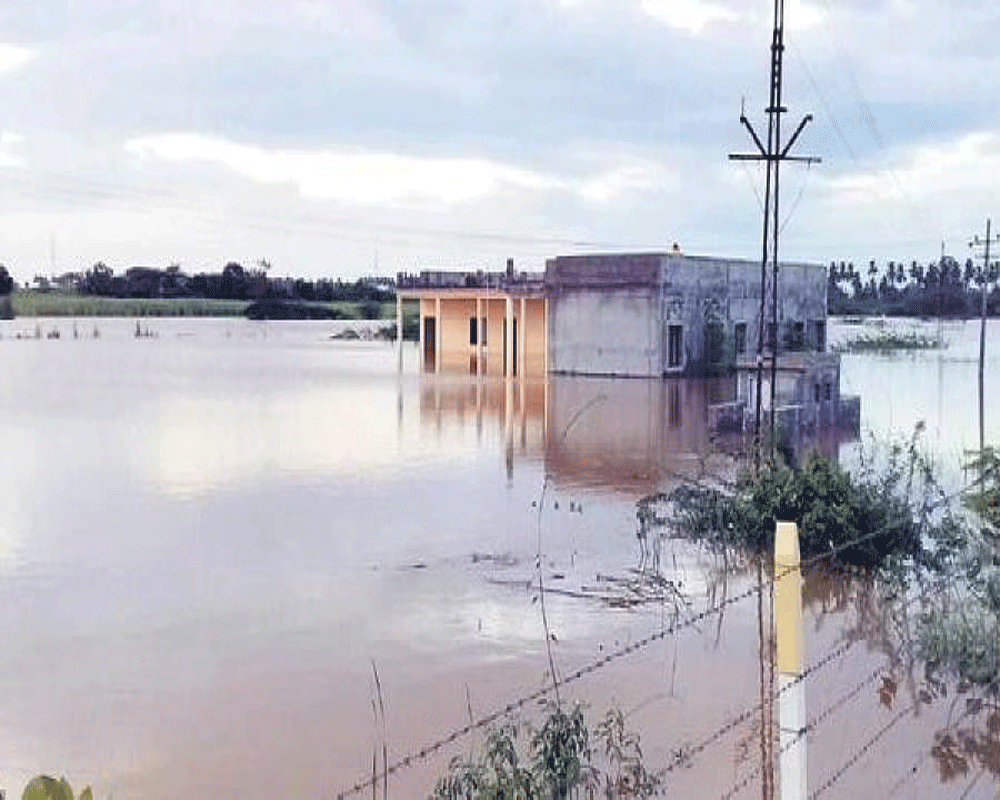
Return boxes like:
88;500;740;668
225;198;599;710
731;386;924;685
0;264;12;295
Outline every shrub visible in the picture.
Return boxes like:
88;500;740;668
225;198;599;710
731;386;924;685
430;702;659;800
22;776;92;800
663;429;963;571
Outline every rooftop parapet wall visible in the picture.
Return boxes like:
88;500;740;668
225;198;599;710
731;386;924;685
545;252;827;294
545;253;663;290
397;270;544;293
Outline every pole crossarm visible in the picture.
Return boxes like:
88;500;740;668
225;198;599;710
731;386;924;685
731;0;818;473
739;115;768;157
781;114;813;157
728;154;821;163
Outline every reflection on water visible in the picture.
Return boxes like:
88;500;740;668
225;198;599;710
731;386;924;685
414;371;858;495
0;316;996;799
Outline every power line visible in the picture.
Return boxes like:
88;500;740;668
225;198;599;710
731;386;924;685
792;6;928;234
0;166;985;267
0;167;652;255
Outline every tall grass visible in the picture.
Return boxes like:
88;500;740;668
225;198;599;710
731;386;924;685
10;291;393;319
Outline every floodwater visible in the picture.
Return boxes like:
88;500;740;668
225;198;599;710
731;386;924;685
0;315;998;799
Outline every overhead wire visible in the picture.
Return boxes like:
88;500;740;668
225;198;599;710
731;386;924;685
0;166;643;254
957;767;987;799
791;3;928;234
0;166;982;271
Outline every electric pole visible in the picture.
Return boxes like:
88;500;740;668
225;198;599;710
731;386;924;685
970;219;999;462
730;0;820;473
729;5;819;800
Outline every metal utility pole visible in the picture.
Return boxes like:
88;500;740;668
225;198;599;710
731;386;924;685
730;0;820;472
970;220;999;462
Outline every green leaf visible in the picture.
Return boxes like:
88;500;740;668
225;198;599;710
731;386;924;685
78;790;92;800
22;776;65;800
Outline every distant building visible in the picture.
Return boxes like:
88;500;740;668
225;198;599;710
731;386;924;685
53;272;84;292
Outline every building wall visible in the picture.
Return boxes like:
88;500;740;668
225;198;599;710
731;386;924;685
546;253;828;377
437;297;478;372
415;294;545;377
546;287;660;376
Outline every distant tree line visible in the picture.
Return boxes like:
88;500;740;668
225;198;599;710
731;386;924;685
828;257;1000;317
24;260;394;306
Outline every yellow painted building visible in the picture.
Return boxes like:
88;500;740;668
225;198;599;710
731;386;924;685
396;264;547;377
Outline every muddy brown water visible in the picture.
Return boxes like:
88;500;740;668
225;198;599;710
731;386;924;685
0;316;998;798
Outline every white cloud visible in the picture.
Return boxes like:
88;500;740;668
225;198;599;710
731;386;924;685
125;133;564;205
823;131;1000;211
124;133;676;208
640;0;738;33
0;43;37;76
578;162;673;202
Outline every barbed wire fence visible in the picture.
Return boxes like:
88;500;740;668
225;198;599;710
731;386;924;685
656;639;857;783
808;700;919;799
718;664;884;799
333;517;990;800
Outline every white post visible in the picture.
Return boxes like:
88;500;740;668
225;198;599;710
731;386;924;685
775;521;806;800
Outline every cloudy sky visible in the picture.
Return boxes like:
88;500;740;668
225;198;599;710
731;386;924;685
0;0;996;281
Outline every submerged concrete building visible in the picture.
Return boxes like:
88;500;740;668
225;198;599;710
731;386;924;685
396;251;858;434
396;260;547;377
545;251;827;377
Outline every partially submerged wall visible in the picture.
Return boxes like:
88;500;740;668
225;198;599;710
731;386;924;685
546;253;662;377
546;252;828;378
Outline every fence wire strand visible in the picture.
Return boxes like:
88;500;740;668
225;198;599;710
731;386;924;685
808;701;918;799
657;639;857;782
332;520;938;799
719;665;884;798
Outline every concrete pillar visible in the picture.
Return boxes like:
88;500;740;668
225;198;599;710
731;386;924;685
435;296;442;374
776;521;806;800
396;294;403;372
484;297;491;377
519;296;527;378
505;296;514;378
542;297;548;375
475;296;483;378
418;299;425;372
